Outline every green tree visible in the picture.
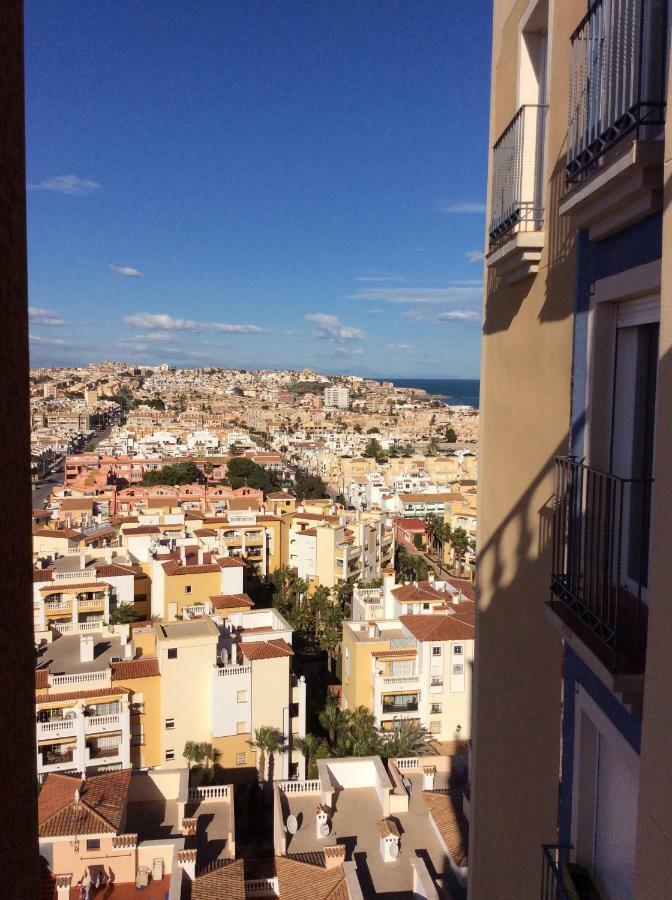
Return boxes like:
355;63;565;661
395;546;428;582
248;726;285;784
382;720;434;758
444;425;458;443
224;457;279;493
109;604;141;625
353;423;362;434
363;438;382;459
294;733;326;779
366;427;380;434
142;460;201;486
450;527;473;575
293;469;328;500
318;693;343;745
183;740;206;775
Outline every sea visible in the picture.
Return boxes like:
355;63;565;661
382;378;480;409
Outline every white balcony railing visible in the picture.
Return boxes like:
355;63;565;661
85;714;122;733
45;601;71;612
51;670;111;688
278;779;321;793
37;718;77;739
214;664;252;678
379;675;420;687
79;597;105;610
187;784;230;801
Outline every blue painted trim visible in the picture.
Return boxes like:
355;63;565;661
569;212;663;457
558;645;641;844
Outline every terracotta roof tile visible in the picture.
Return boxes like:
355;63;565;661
162;560;220;576
218;557;245;568
377;817;401;838
35;668;49;689
391;583;445;604
123;525;161;535
111;657;160;680
399;609;475;642
35;686;131;704
39;770;132;838
239;639;294;661
275;857;348;900
192;859;246;900
210;593;255;610
40;581;108;593
423;789;469;867
94;564;136;578
34;569;54;582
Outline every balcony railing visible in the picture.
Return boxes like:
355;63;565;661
488;104;548;250
541;845;573;900
566;0;667;180
551;457;650;667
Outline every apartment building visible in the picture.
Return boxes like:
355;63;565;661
280;509;393;588
343;574;475;741
471;1;672;898
35;609;306;782
323;385;350;409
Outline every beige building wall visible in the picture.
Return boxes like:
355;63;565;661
51;835;137;886
469;1;582;897
634;71;672;899
156;623;218;766
162;570;221;620
341;629;386;711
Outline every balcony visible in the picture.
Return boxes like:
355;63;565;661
382;695;419;715
85;713;122;734
540;845;574;900
486;104;548;283
560;0;667;237
549;457;650;676
39;746;76;774
37;717;77;741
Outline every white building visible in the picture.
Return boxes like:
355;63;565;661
324;385;350;410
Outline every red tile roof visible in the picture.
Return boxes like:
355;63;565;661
123;525;161;535
40;582;108;593
218;557;245;568
36;668;49;689
34;569;54;582
39;770;132;838
36;686;131;704
399;608;475;642
240;639;294;661
162;560;220;576
95;564;136;578
111;657;160;680
423;789;469;867
210;593;255;610
391;582;446;604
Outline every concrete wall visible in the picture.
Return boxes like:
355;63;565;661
469;0;582;897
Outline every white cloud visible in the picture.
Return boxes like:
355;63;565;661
355;275;401;283
123;312;266;334
466;250;485;263
346;285;482;305
109;265;143;278
406;309;481;323
28;175;101;195
29;334;71;347
29;306;65;326
439;202;486;214
305;313;365;342
386;343;413;350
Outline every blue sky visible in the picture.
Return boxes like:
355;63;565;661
25;1;491;378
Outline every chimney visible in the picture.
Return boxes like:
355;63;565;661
179;545;186;565
104;548;113;564
79;633;94;663
79;551;86;569
198;548;204;565
324;844;346;870
315;804;330;839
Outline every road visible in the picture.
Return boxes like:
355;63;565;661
31;473;62;508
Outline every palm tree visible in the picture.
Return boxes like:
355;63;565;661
382;720;434;758
294;733;324;778
319;694;343;745
449;527;472;575
423;514;438;556
199;742;221;782
248;726;285;784
436;522;452;569
183;740;205;777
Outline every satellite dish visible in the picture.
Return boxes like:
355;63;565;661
286;814;298;835
389;842;399;859
320;822;330;838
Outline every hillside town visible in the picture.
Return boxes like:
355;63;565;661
32;364;478;899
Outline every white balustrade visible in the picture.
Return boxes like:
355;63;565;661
380;675;420;687
278;779;321;794
51;670;110;687
215;664;252;677
394;757;420;771
78;597;105;610
187;785;230;801
37;718;77;739
86;714;122;732
245;878;278;896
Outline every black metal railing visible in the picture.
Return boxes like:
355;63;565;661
551;457;651;659
489;104;548;250
541;845;573;900
566;0;667;180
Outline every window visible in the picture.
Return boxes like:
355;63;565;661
165;749;175;761
429;721;441;734
90;701;120;717
236;752;247;765
86;839;100;851
453;644;463;656
452;664;464;676
237;690;247;703
432;646;442;657
184;585;192;595
237;721;247;734
390;659;415;678
423;603;430;610
431;703;442;714
167;648;177;659
165;718;174;730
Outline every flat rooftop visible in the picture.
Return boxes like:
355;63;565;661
37;632;124;675
345;621;406;644
155;619;219;640
281;774;455;897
